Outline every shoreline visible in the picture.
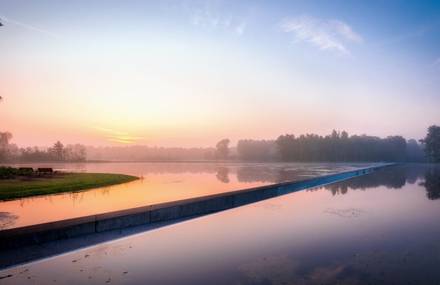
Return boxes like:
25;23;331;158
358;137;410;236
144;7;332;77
0;172;139;201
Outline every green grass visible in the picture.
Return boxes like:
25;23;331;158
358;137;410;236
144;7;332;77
0;173;138;200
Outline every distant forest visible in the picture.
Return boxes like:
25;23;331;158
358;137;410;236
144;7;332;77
239;131;423;162
1;128;438;163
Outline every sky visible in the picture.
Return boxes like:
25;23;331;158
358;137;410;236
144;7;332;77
1;0;440;147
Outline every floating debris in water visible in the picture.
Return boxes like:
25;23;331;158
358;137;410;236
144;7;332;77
324;208;366;218
0;274;13;280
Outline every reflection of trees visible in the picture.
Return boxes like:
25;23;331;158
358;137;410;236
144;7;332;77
216;167;230;183
325;166;408;195
420;167;440;200
324;165;440;200
0;212;18;230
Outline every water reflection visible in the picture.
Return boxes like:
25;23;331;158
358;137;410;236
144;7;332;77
0;212;18;230
2;164;440;284
1;162;367;229
235;164;356;184
2;163;438;230
237;245;440;285
420;166;440;200
9;162;370;184
322;164;440;200
323;208;366;219
215;167;230;183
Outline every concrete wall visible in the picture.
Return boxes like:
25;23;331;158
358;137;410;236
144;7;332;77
0;164;394;249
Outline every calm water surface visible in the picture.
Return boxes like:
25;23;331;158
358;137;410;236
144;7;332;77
1;164;439;284
0;162;369;229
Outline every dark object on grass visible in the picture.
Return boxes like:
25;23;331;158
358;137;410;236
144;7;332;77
0;167;17;179
0;167;36;179
37;168;53;174
18;167;34;175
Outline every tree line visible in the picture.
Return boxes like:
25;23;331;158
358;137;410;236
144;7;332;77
1;126;439;163
235;130;426;162
234;127;440;162
0;133;86;162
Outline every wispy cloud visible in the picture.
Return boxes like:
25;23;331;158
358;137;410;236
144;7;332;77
185;2;247;36
280;15;363;55
93;126;144;144
0;14;60;39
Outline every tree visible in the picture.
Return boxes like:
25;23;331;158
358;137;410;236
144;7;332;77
215;139;230;159
0;132;12;162
64;144;87;162
237;139;276;161
406;139;425;162
421;125;440;163
49;141;65;161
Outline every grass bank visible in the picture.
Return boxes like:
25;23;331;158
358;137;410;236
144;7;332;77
0;173;138;200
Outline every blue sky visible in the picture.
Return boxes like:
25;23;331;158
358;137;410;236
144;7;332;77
1;0;440;146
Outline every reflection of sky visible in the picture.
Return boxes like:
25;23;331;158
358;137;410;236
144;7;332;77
1;164;440;284
1;163;438;230
0;162;368;228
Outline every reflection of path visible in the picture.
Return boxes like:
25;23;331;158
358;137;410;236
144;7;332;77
0;212;18;230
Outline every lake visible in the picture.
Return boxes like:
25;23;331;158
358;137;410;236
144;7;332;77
0;164;439;284
0;162;372;229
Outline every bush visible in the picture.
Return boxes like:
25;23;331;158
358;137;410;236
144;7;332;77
0;166;35;179
0;167;19;179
